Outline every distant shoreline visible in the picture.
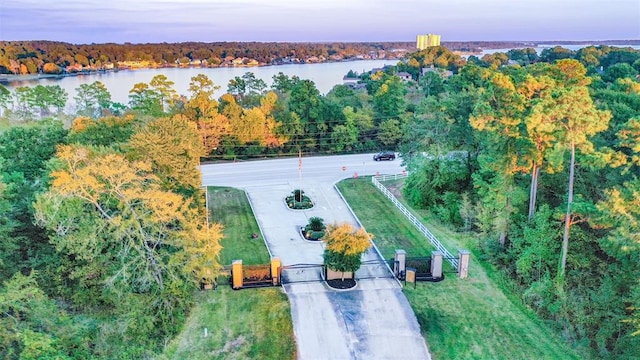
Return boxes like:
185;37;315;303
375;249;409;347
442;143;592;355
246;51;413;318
0;58;388;84
2;41;639;84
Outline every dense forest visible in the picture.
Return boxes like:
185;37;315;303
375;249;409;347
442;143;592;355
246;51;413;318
1;44;639;358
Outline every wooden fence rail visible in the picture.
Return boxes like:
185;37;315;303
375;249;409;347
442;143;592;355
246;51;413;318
371;174;459;269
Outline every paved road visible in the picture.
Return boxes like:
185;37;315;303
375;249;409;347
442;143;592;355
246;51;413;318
201;153;431;360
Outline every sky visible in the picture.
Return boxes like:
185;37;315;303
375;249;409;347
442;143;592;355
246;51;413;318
0;0;638;44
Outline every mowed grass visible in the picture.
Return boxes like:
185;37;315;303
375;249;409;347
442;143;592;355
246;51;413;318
162;288;295;360
162;187;295;360
208;187;270;265
337;177;585;360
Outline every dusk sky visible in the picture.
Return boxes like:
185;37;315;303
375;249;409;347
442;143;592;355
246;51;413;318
1;0;638;44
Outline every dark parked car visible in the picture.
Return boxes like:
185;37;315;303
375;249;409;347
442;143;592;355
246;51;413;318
373;151;396;161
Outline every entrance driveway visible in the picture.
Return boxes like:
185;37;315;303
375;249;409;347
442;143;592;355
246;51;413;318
202;154;431;360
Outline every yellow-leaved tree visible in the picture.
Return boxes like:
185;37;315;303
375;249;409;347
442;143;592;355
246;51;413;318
34;144;222;333
129;114;204;194
183;74;229;155
322;222;372;275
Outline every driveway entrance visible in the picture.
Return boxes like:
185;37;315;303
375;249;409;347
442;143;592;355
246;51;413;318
202;154;431;360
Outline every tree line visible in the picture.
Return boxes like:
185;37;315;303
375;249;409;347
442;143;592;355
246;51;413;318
0;66;416;158
1;40;585;75
0;40;418;75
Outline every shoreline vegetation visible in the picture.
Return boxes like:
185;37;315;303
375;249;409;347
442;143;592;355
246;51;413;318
2;39;639;81
0;58;384;82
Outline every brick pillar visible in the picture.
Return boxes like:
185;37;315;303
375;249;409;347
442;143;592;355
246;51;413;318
458;250;470;279
394;249;406;278
431;251;443;279
232;259;243;289
270;257;281;286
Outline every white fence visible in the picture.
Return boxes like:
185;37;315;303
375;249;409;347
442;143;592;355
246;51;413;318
371;175;459;269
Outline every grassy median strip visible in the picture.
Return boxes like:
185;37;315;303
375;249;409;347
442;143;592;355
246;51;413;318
337;177;584;360
162;187;295;360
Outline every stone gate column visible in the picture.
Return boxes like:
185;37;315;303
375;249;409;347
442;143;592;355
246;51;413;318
458;250;470;279
431;251;443;279
394;249;406;278
232;259;243;289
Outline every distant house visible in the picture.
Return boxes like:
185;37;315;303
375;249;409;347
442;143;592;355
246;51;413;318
397;72;413;81
343;76;360;85
370;65;393;75
422;65;453;78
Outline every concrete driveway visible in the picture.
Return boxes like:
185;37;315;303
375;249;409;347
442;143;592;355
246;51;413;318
201;154;431;360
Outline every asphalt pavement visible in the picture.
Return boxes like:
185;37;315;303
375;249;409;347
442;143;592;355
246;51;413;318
201;153;431;360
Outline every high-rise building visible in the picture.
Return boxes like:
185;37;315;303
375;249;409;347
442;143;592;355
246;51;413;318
416;34;441;50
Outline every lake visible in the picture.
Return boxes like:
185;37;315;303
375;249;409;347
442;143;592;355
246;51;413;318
3;60;398;106
4;44;639;107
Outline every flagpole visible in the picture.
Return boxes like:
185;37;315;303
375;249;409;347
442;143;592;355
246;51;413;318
298;149;302;189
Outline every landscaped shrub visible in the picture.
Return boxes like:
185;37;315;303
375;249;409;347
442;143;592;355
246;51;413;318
303;216;325;240
306;230;325;240
307;216;325;231
285;189;313;210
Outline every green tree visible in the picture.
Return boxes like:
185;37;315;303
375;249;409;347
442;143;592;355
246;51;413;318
520;74;560;220
288;79;324;150
0;177;17;278
0;84;11;116
129;115;205;195
326;84;364;110
372;75;406;119
330;108;358;152
34;144;222;334
228;72;267;107
602;63;638;83
595;178;640;342
74;81;115;118
0;272;91;359
539;46;575;63
546;87;611;277
271;72;300;93
149;74;178;112
68;115;137;147
13;87;33;116
470;70;529;246
418;71;445;97
377;119;402;147
507;47;539;65
24;85;67;118
128;82;163;116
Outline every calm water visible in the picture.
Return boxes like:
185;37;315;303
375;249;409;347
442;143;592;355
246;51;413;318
5;44;639;106
4;60;398;105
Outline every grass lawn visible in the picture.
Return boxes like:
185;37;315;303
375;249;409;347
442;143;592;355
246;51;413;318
337;177;586;360
162;187;295;360
207;187;271;265
162;287;295;360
